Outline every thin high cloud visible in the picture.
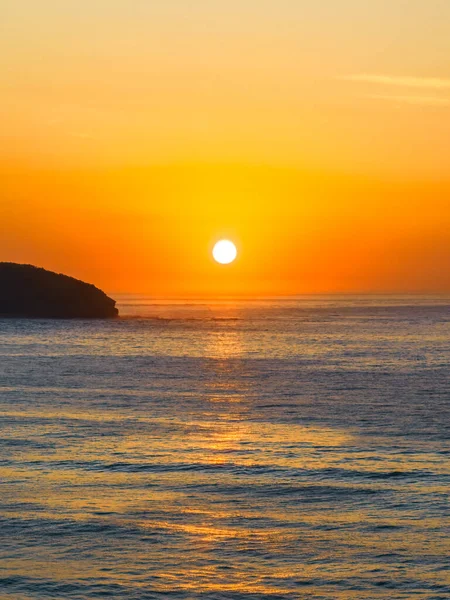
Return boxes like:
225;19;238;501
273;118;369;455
341;74;450;89
367;94;450;107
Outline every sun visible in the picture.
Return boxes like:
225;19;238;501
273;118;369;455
213;240;237;264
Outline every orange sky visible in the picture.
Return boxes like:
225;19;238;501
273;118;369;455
1;1;450;295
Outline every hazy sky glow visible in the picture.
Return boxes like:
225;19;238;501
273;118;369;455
1;1;450;294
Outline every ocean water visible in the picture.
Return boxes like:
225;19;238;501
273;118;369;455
0;296;449;600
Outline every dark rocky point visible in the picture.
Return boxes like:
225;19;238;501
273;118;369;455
0;263;118;318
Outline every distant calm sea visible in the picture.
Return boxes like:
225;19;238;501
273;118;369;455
0;296;449;600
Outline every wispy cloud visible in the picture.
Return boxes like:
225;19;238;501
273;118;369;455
367;94;450;107
341;74;450;90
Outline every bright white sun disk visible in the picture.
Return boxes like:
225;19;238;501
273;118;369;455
213;240;237;264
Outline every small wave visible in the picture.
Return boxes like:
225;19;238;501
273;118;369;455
118;315;243;322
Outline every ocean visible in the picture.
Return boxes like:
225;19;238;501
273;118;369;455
0;296;449;599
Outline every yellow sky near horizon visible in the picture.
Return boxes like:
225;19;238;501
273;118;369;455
1;1;450;295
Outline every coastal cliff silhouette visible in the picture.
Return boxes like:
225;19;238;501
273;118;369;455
0;263;118;318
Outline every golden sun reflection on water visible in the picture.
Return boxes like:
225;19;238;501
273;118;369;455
1;300;450;598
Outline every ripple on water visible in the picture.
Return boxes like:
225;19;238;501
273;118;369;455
0;298;449;599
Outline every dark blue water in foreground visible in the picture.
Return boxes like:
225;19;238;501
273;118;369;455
0;296;449;599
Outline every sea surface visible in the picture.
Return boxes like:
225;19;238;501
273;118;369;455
0;296;449;599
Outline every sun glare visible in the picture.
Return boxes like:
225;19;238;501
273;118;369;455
213;240;237;265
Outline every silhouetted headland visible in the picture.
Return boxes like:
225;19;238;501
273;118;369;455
0;263;118;318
